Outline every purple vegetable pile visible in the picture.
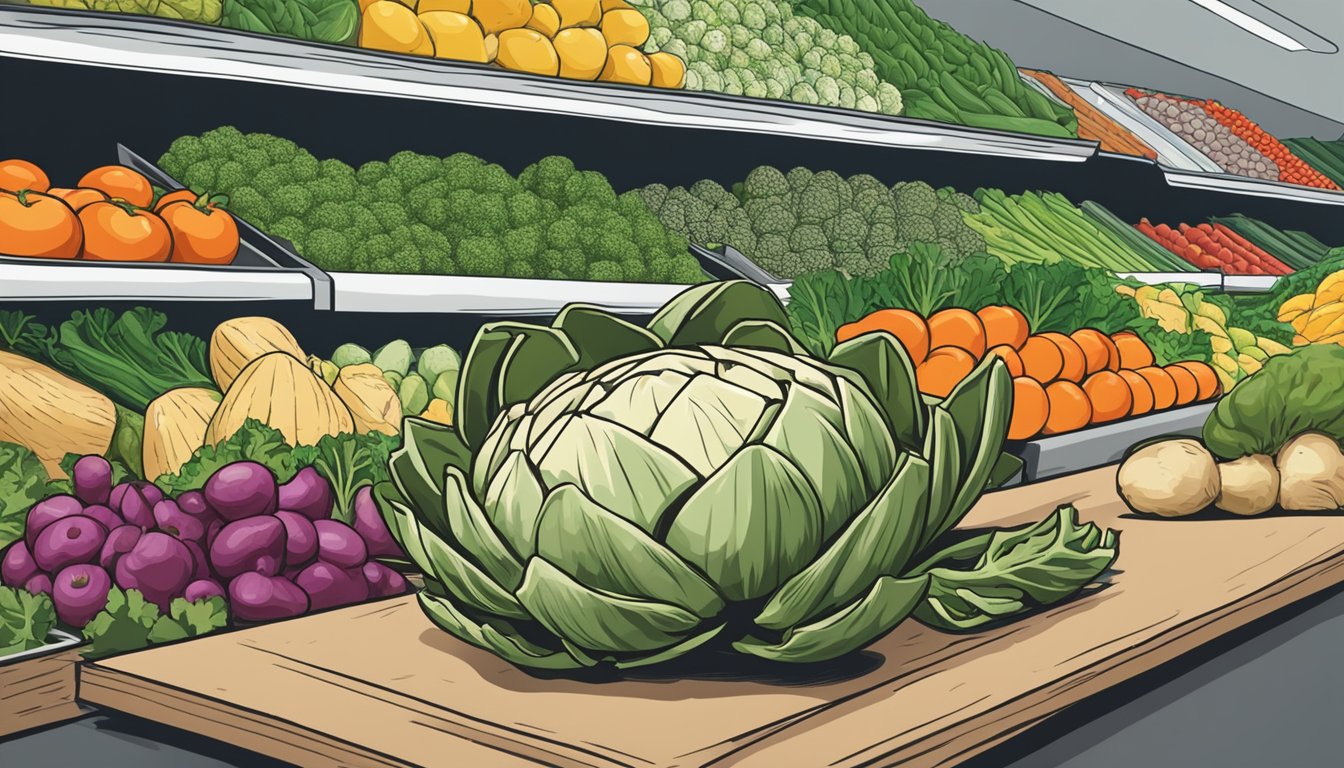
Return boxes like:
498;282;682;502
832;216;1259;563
0;456;408;628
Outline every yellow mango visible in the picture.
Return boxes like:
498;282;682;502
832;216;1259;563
1278;292;1314;322
553;0;601;28
526;2;561;36
416;0;468;11
599;44;651;85
361;1;435;55
1293;333;1309;346
600;7;649;46
600;0;629;9
1236;354;1262;375
1210;335;1233;355
648;51;686;89
554;27;607;80
1193;300;1226;327
1302;302;1344;340
420;11;489;62
1139;301;1189;333
1314;270;1344;306
1211;352;1239;375
496;28;560;75
472;0;531;34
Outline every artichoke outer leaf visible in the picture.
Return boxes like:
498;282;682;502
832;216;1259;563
458;323;579;448
941;357;1014;531
481;451;548;560
920;406;964;550
648;281;790;347
442;466;525;589
754;453;930;631
535;413;699;535
720;319;809;356
665;444;825;602
516;558;704;654
734;574;930;663
987;452;1025;488
835;377;900;494
390;418;474;534
828;331;925;449
551;304;663;368
417;592;586;670
533;483;724;618
647;373;773;478
496;328;582;427
612;623;728;670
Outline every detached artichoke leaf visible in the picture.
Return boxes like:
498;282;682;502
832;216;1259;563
735;574;930;663
720;319;808;356
647;281;790;347
417;591;586;670
754;453;930;631
516;558;704;654
914;505;1120;632
534;483;724;618
442;467;524;590
551;305;662;368
827;331;925;449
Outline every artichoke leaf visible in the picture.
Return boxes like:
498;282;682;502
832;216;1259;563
443;466;524;590
648;374;773;477
735;574;930;663
665;444;824;602
472;405;523;501
482;451;548;559
516;558;704;654
827;331;925;449
754;453;930;631
496;329;582;427
920;406;964;550
458;323;578;449
588;368;694;437
940;357;1014;531
720;319;809;356
835;378;899;494
612;623;728;669
417;592;586;670
534;483;724;618
551;305;662;368
647;281;790;348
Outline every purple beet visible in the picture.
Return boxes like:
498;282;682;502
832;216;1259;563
182;539;212;582
363;562;409;599
209;516;286;579
72;455;113;506
153;499;206;542
275;511;318;568
81;505;123;532
115;532;195;611
177;490;216;523
229;572;308;622
33;516;107;573
352;486;400;557
278;467;333;521
205;519;223;549
24;573;52;596
117;483;162;530
204;461;278;521
2;541;39;587
184;578;225;603
314;519;367;569
99;525;142;571
282;565;304;581
24;494;83;549
52;563;112;627
296;561;368;610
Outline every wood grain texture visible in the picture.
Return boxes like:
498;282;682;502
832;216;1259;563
1;647;83;738
81;466;1344;768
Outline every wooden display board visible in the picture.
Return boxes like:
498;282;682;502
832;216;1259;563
80;466;1344;767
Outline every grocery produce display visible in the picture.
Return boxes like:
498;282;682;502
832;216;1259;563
1200;101;1339;190
791;0;1077;136
1136;218;1293;276
375;280;1118;668
1281;137;1344;188
159;127;706;283
1125;88;1278;181
1208;214;1335;273
0;159;240;264
1021;70;1156;159
637;166;984;279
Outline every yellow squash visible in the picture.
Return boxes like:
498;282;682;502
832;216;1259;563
206;352;354;448
210;316;306;392
0;350;116;477
334;364;402;436
143;387;221;481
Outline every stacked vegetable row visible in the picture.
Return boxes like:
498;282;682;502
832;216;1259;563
1126;88;1278;181
1281;138;1344;189
1020;70;1156;159
1;159;239;265
837;304;1220;441
1135;219;1292;276
1200;101;1339;190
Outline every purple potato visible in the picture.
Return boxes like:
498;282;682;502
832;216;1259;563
24;573;52;596
352;486;401;557
177;490;216;522
204;461;278;521
275;511;318;569
33;516;107;573
209;517;286;579
314;519;367;569
296;561;369;611
117;483;162;530
2;541;39;587
277;467;333;521
205;519;223;549
52;563;112;627
153;499;206;542
81;505;123;532
115;532;195;611
99;525;142;571
182;539;212;582
24;494;83;549
72;455;113;506
228;572;308;622
282;565;304;581
183;578;225;603
363;562;409;599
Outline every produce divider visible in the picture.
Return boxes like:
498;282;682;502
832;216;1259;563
0;627;81;738
1009;403;1214;484
1077;81;1223;174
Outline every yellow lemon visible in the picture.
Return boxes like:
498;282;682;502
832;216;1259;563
553;27;606;80
472;0;531;34
419;11;489;62
647;51;686;88
496;28;560;76
599;7;648;46
553;0;600;28
360;1;435;56
417;0;469;12
599;44;651;85
526;2;560;37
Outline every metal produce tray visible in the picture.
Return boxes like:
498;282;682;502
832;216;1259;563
1067;79;1223;174
0;628;82;667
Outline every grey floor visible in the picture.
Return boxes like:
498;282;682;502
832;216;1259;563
3;586;1342;768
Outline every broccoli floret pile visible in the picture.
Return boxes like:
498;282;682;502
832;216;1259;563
639;167;986;279
632;0;902;116
158;127;706;284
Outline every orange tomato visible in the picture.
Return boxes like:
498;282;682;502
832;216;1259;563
0;190;81;259
1171;361;1221;401
47;187;109;211
1019;335;1064;383
1008;377;1049;440
0;159;49;193
1043;380;1092;435
1111;331;1155;370
1118;370;1155;417
154;189;197;212
1070;328;1120;374
1135;366;1177;410
77;202;172;262
77;165;154;208
915;347;976;398
1082;370;1133;423
1165;365;1199;406
927;308;986;359
977;305;1030;350
157;194;239;265
837;308;929;365
986;344;1025;377
1040;332;1087;383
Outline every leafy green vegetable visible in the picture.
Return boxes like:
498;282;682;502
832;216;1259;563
220;0;360;45
43;308;214;412
83;588;227;660
1134;320;1212;366
0;442;52;551
1203;345;1344;459
787;269;874;358
23;0;222;23
998;262;1078;333
0;586;56;658
147;597;229;644
292;431;399;524
0;310;51;361
155;419;300;495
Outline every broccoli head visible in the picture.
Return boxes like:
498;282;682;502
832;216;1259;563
688;179;736;209
546;218;582;251
200;126;246;158
617;190;652;220
561;170;618;209
457;236;507;276
740;165;790;202
442;152;486;190
537;249;587;280
472;192;512;234
931;202;969;238
414;197;452;228
636;183;670;214
519;155;578;202
587;260;626;282
894;181;939;219
300;228;349;269
507;191;547;228
159;135;207;174
388;150;442;188
503;225;545;260
226;186;275;226
367;200;410;232
797;176;842;225
356;161;389;186
743;198;796;238
476;163;517;196
306;174;358;204
272;184;314;218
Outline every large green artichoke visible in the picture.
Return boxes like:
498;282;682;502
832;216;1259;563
377;281;1118;669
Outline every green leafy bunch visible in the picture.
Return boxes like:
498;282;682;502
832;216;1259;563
24;0;222;24
0;586;55;658
81;588;228;660
375;280;1118;670
220;0;360;45
158;127;706;284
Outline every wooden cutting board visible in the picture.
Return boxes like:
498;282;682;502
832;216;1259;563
79;466;1344;768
